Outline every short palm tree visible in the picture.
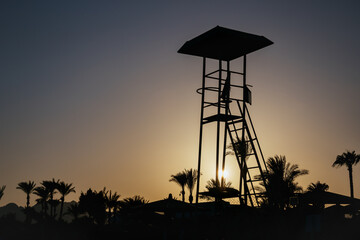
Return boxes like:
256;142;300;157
169;171;187;202
120;195;148;211
307;181;329;193
17;181;36;208
56;181;75;220
185;169;197;204
0;185;6;201
202;178;237;202
332;150;360;198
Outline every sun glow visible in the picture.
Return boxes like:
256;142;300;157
218;169;229;179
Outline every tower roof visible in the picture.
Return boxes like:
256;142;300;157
178;26;273;61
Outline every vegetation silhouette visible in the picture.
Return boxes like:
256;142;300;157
332;150;360;198
307;181;329;193
256;155;308;209
120;195;148;211
169;170;187;202
16;181;36;208
227;138;252;204
79;188;107;225
306;181;329;209
41;178;60;218
104;190;120;221
33;185;50;216
57;181;76;221
185;168;197;204
200;178;238;202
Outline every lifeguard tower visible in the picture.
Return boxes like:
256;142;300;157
178;26;273;206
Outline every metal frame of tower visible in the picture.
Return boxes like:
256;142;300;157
178;26;273;206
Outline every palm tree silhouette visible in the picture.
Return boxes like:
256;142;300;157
56;181;75;221
306;181;329;209
105;190;121;221
169;171;187;202
16;181;36;208
120;195;148;211
257;155;308;209
33;186;50;216
227;138;251;204
185;169;197;204
307;181;329;193
0;185;6;201
201;178;238;202
41;179;59;217
332;150;360;198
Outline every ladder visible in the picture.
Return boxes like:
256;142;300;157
226;101;268;206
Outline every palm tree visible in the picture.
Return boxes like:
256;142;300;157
201;178;238;202
41;178;59;218
33;186;50;216
56;181;75;220
332;150;360;198
228;138;252;204
307;181;329;193
306;181;329;209
185;169;197;204
105;190;121;222
16;181;36;208
169;171;187;202
258;155;308;209
120;195;148;211
0;185;6;201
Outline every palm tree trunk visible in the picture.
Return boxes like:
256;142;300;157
26;194;30;208
349;167;354;198
59;197;64;220
181;187;185;202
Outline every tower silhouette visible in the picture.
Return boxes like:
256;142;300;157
178;26;273;206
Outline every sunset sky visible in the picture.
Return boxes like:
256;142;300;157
1;1;360;206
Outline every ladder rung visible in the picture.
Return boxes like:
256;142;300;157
246;179;262;183
230;119;243;124
247;166;259;170
230;128;243;132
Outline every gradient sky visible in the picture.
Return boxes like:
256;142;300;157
1;1;360;206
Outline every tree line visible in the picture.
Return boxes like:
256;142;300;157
170;150;360;209
0;179;148;225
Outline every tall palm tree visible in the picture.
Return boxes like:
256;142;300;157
169;171;187;202
33;186;50;216
185;169;197;204
16;181;36;208
307;181;329;193
56;181;75;220
41;179;59;217
332;150;360;198
258;155;308;209
0;185;6;201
